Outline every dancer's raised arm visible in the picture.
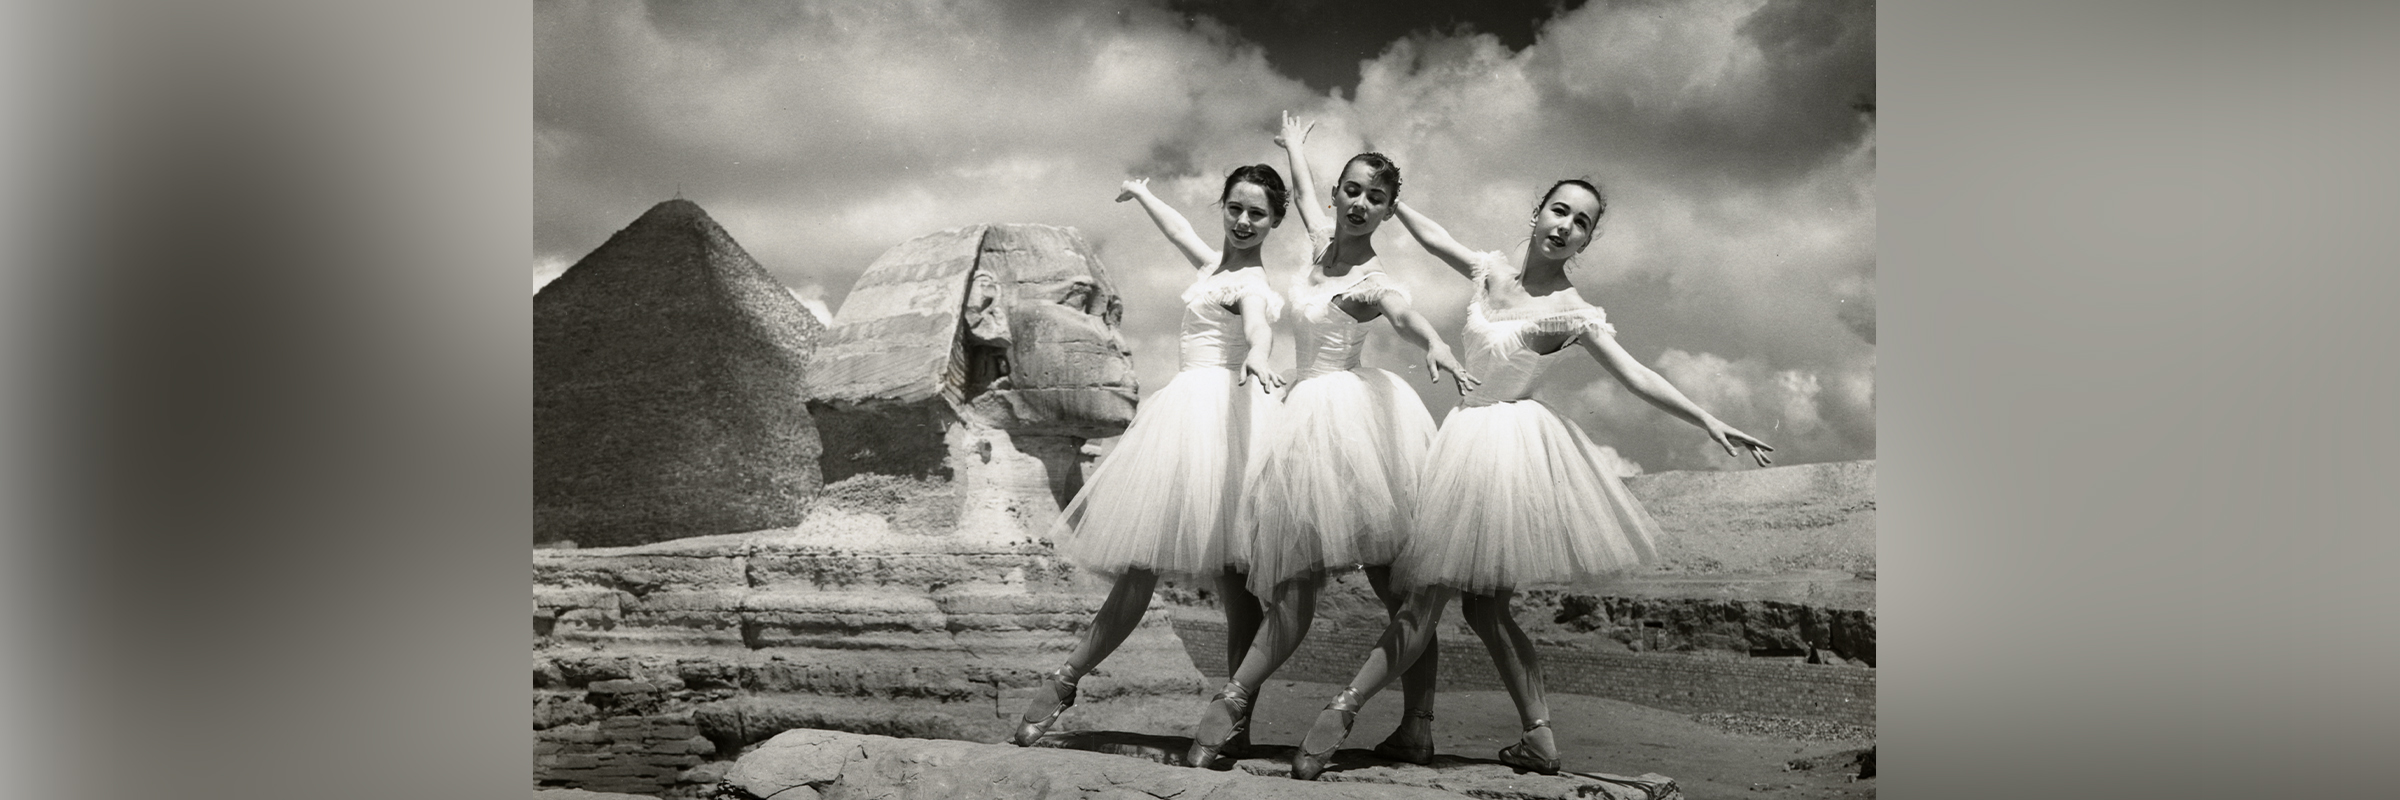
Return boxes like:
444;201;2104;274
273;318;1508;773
1117;178;1220;270
1577;332;1774;467
1276;112;1327;248
1393;201;1480;279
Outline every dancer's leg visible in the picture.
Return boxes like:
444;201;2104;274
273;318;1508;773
1293;584;1453;776
1229;575;1319;688
1459;590;1556;763
1366;566;1440;759
1061;568;1161;674
1190;575;1321;765
1219;566;1265;679
1013;568;1159;744
1344;582;1452;704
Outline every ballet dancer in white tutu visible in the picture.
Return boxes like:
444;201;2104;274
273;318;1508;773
1290;178;1775;779
1183;113;1480;769
1011;166;1293;747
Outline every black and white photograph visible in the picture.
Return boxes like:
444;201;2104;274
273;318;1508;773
533;2;1874;797
19;2;2400;799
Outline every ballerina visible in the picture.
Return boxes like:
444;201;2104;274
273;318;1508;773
1010;166;1293;747
1183;113;1480;768
1290;178;1774;779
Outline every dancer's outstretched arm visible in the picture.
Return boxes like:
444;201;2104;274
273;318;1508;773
1374;292;1479;394
1392;200;1480;279
1117;178;1220;270
1578;332;1775;466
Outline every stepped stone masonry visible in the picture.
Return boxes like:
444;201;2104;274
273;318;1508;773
534;199;828;547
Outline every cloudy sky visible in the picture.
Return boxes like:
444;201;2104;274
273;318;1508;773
534;0;1875;474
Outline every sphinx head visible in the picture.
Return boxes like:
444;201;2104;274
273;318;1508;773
808;224;1136;489
958;224;1136;436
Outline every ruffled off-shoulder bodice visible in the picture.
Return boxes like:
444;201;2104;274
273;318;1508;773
1457;251;1615;408
1288;270;1408;380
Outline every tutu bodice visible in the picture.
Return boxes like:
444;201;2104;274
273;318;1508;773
1234;264;1432;594
1048;262;1283;583
1176;267;1283;371
1458;253;1614;408
1289;271;1406;380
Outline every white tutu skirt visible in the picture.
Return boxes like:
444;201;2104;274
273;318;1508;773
1235;368;1436;594
1050;366;1277;583
1393;399;1662;595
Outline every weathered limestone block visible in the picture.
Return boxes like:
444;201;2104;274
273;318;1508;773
532;552;749;594
535;199;826;547
722;728;1681;800
535;788;657;800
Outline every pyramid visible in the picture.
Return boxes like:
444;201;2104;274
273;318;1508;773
534;199;826;547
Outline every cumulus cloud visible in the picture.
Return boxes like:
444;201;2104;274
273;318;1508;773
536;0;1876;469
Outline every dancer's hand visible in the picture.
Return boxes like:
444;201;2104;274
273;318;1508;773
1239;355;1285;393
1116;178;1151;203
1275;111;1314;150
1705;419;1775;468
1424;345;1480;395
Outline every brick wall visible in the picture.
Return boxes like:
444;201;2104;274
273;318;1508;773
1172;618;1874;728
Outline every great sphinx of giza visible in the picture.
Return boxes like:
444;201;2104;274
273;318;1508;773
807;223;1137;538
534;220;1206;796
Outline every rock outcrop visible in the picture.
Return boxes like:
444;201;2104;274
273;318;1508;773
721;728;1683;800
534;199;827;547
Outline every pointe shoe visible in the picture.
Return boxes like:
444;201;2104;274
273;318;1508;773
1008;667;1081;747
1219;726;1259;759
1496;718;1561;775
1371;708;1435;765
1290;687;1364;781
1185;681;1254;768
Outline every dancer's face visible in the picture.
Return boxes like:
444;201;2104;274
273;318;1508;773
1530;183;1603;261
1220;181;1279;250
1332;161;1395;237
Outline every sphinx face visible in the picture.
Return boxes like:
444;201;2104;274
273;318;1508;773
958;225;1137;438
